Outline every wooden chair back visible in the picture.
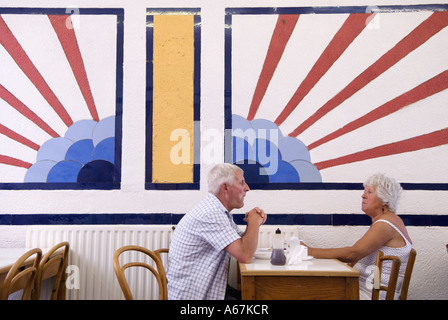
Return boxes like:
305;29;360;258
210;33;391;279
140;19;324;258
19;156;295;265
113;245;167;300
0;248;42;300
32;242;70;300
154;248;169;261
399;248;416;300
154;248;169;298
372;250;401;300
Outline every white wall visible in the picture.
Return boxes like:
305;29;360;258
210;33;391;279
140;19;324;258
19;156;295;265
0;0;447;300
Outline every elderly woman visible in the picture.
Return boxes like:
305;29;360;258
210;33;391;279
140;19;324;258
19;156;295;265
307;173;413;299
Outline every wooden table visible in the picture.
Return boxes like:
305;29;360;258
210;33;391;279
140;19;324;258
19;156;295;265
0;248;37;286
239;258;359;300
0;248;66;299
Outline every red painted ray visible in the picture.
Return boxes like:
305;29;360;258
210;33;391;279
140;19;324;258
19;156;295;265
275;13;375;126
314;128;448;170
0;154;32;169
289;11;448;137
0;15;73;127
308;69;448;150
0;123;40;151
0;84;59;138
49;15;99;122
247;14;299;121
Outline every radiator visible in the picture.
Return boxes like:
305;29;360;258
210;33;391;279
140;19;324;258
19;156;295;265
26;225;173;300
26;224;298;300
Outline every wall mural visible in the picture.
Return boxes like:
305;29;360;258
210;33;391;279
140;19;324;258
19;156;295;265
0;8;123;189
1;6;446;192
225;5;448;190
145;8;201;190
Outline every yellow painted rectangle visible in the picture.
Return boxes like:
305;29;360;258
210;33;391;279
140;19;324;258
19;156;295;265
152;15;194;183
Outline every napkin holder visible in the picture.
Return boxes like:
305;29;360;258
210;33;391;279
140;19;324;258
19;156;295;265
287;236;308;265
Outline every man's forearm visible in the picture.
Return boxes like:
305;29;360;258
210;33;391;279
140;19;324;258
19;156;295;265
240;222;260;259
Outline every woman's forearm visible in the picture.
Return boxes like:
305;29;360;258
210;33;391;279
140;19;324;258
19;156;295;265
308;246;360;263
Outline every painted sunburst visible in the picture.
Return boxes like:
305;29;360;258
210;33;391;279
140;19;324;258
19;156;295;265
226;5;448;187
0;9;123;188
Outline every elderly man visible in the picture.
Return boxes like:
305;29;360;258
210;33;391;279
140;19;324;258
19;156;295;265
166;163;267;300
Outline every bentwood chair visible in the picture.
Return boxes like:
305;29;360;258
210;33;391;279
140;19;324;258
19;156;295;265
0;248;42;300
113;245;167;300
372;250;401;300
399;248;417;300
154;248;169;261
32;242;70;300
154;248;169;297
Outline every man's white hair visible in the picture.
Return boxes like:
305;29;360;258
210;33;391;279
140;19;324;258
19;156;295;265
364;173;402;213
208;163;243;195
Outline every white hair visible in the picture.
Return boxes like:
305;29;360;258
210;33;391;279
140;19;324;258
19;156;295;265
207;163;243;195
364;173;402;213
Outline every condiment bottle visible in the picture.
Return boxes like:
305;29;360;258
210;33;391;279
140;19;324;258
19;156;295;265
270;228;286;265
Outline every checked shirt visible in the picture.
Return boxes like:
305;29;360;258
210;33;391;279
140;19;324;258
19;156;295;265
166;193;243;300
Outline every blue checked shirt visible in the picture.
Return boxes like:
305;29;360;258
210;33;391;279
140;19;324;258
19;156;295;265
167;193;243;300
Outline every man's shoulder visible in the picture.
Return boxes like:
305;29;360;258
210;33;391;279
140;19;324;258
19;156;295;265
190;193;225;213
181;194;229;228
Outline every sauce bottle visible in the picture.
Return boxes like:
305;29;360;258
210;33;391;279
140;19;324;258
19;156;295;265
270;228;286;265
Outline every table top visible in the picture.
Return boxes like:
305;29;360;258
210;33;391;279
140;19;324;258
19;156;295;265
240;258;359;277
0;248;35;273
0;248;56;275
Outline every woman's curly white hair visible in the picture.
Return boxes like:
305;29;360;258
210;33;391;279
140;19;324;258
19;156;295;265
364;173;403;213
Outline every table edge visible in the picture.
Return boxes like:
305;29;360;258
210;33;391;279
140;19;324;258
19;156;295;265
239;258;360;277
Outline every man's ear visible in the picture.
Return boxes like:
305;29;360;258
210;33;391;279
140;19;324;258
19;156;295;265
221;182;228;192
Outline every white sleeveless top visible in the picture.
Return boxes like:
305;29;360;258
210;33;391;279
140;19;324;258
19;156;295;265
354;219;412;300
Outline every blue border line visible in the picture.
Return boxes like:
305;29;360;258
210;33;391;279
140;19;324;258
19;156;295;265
145;13;155;188
224;4;448;191
0;7;126;15
225;4;448;15
1;213;446;227
0;7;124;190
145;8;201;190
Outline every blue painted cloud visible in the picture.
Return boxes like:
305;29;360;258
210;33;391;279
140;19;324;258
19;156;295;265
231;114;321;184
24;116;116;183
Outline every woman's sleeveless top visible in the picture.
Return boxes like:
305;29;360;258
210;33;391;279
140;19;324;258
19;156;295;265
354;219;412;300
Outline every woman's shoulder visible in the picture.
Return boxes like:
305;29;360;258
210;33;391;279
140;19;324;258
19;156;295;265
374;216;412;244
375;213;406;228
